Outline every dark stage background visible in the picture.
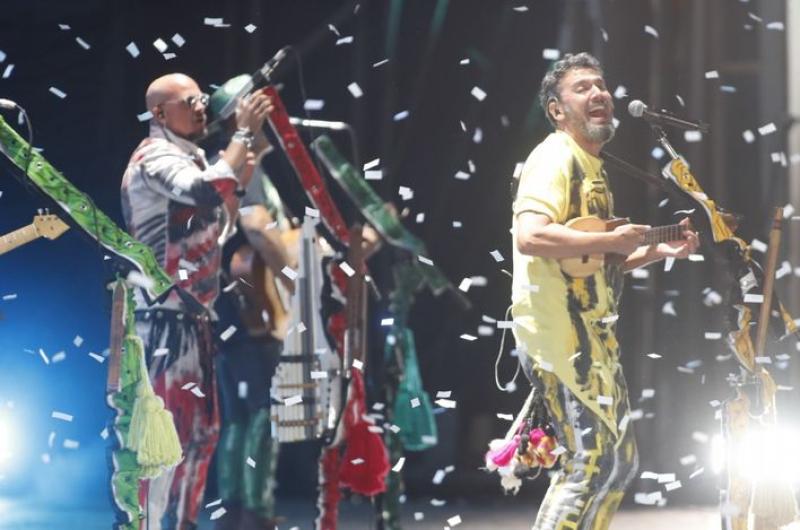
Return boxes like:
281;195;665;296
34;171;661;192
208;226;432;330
0;0;797;522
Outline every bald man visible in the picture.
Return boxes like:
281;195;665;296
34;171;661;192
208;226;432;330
118;73;272;530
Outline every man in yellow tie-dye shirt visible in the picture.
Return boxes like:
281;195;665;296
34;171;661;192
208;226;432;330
512;53;699;530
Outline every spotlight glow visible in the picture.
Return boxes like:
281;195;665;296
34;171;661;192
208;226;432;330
710;426;800;482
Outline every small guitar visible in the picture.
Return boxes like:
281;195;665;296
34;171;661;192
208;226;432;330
229;228;300;341
0;213;69;256
559;215;688;278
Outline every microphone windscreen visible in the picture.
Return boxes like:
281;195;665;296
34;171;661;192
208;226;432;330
628;100;646;118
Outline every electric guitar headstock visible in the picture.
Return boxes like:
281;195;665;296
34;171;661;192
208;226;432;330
32;210;69;240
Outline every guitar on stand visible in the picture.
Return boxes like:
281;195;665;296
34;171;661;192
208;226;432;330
0;212;69;256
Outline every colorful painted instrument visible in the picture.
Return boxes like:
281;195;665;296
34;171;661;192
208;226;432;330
0;115;172;298
270;217;342;442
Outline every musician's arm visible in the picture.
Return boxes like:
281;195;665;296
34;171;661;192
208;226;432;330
516;212;623;259
240;204;295;293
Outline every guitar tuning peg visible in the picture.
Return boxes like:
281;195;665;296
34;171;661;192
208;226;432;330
37;208;43;215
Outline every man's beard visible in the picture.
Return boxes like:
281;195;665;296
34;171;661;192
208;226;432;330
583;120;615;143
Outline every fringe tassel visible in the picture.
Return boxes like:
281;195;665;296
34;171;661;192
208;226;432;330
126;336;182;478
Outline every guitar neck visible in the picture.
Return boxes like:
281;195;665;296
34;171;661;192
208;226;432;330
0;223;39;255
643;223;683;245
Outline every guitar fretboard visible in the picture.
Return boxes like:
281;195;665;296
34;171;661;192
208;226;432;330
0;224;38;255
643;224;683;245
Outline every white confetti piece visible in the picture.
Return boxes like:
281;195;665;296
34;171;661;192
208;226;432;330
310;371;328;380
63;439;80;450
303;99;325;111
204;18;224;26
704;331;722;340
373;58;389;68
0;50;5;62
750;238;767;252
664;257;675;272
644;25;659;38
459;334;477;341
542;48;560;60
75;37;91;50
704;70;719;79
2;293;17;301
58;23;71;30
126;42;140;58
352;358;364;370
742;129;755;143
52;411;73;422
284;394;303;406
454;170;470;180
758;122;777;136
392;457;406;472
600;314;619;324
641;388;655;399
153;38;168;53
743;293;764;303
137;111;153;122
220;325;237;342
614;85;628;99
282;266;298;281
244;24;257;33
720;85;737;93
647;352;662;359
210;507;227;520
153;347;169;357
339;262;356;277
447;515;462;526
684;130;703;143
191;386;206;398
178;269;189;281
551;445;567;456
51;351;66;363
689;467;705;479
100;427;109;440
181;382;197;391
632;268;650;279
452;221;462;228
459;58;470;65
336;36;354;45
363;158;380;170
73;335;84;347
49;87;67;99
665;480;682;491
680;454;697;466
418;255;433;266
489;250;504;262
246;456;256;468
458;278;472;292
755;356;771;364
470;86;487;101
410;397;421;408
766;21;784;31
39;348;50;365
497;413;514;421
347;82;364;98
398;185;414;200
365;170;382;180
597;395;613;406
2;64;14;79
171;33;186;47
435;399;456;408
381;318;395;326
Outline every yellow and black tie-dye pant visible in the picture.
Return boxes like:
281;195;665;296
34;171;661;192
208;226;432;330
523;359;639;530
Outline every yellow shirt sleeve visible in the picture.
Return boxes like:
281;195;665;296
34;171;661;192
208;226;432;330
512;146;569;224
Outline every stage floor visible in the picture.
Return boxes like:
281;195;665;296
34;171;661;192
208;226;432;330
0;497;727;529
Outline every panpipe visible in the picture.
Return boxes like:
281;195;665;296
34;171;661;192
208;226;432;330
271;217;343;442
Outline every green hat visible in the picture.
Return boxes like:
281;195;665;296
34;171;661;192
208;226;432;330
209;74;250;118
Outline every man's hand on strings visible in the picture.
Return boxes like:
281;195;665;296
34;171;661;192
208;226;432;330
651;217;700;260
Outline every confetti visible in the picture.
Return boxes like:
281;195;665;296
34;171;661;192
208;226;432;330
410;397;421;408
392;457;406;472
171;33;186;47
52;411;73;422
2;293;17;301
644;25;659;38
459;334;477;341
497;413;514;421
49;87;67;99
153;38;168;53
284;395;303;406
39;348;50;365
137;111;153;122
347;82;364;98
373;58;389;68
458;278;472;292
352;358;364;370
470;86;487;101
381;318;395;326
365;170;382;180
743;293;764;303
435;399;456;408
244;24;257;33
490;250;504;262
418;255;433;266
597;395;613;406
684;130;703;143
210;507;227;520
2;64;14;79
63;439;80;450
281;266;298;281
310;371;328;380
646;352;662;359
613;85;628;99
219;325;237;342
454;170;470;180
339;262;356;277
542;48;560;60
704;70;719;79
447;515;462;526
758;122;777;136
75;37;91;50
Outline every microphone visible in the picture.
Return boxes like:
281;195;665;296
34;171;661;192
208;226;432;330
0;98;18;110
628;100;709;133
289;117;350;131
216;46;291;120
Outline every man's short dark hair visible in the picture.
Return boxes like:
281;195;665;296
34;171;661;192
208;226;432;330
539;52;603;127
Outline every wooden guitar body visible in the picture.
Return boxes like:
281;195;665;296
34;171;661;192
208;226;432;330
558;216;628;278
